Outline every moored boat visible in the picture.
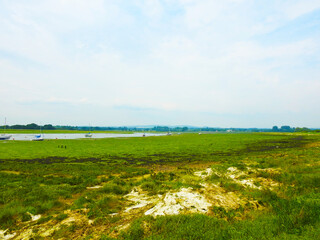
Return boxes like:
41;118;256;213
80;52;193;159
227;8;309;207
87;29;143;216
31;127;44;141
85;133;92;137
0;118;11;140
0;134;11;140
31;134;44;141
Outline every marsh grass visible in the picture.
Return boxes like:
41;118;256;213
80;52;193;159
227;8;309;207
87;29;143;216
87;196;120;219
0;133;319;239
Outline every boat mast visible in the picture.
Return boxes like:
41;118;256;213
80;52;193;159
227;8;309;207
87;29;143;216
4;117;6;134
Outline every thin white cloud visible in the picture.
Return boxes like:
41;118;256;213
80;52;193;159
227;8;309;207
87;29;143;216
134;0;164;19
282;0;320;20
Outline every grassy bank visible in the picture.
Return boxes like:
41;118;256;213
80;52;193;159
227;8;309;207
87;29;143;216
0;133;319;239
0;133;298;161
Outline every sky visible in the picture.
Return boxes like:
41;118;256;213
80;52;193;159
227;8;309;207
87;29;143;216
0;0;320;128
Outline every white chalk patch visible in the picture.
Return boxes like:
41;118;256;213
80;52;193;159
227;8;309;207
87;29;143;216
0;230;16;240
226;167;261;189
86;185;103;189
125;187;211;216
109;213;119;216
194;168;213;179
12;229;32;240
227;167;237;172
125;189;155;212
27;212;41;221
145;188;211;216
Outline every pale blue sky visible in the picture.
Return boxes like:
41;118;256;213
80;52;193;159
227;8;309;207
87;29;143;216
0;0;319;127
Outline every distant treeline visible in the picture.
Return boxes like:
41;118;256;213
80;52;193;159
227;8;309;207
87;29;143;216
272;126;320;133
3;123;320;133
7;123;55;130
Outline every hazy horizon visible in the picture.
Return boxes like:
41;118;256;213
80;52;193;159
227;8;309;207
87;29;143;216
1;1;320;128
4;123;317;130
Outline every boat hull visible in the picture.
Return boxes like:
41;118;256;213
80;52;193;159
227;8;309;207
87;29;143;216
31;134;44;141
31;138;44;141
0;135;11;140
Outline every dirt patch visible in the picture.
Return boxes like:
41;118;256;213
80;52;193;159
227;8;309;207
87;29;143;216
305;141;320;148
200;183;249;209
187;161;219;169
149;164;178;173
40;210;89;238
11;209;91;239
242;136;313;153
59;193;82;207
256;167;281;174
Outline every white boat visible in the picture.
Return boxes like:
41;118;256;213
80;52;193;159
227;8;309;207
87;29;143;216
31;134;44;141
0;134;11;140
85;132;92;138
0;118;11;140
85;123;93;138
31;127;44;141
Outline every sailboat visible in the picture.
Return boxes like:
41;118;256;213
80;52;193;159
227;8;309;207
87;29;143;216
31;127;44;141
0;118;11;140
85;132;92;137
85;124;92;137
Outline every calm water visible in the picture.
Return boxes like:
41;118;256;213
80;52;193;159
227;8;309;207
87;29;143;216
7;133;165;141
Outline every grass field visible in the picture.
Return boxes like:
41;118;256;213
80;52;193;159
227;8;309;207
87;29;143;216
0;133;319;239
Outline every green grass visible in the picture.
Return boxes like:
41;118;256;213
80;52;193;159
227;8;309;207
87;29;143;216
0;133;302;161
0;133;319;239
121;213;320;240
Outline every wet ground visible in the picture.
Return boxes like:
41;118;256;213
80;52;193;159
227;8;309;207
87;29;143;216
6;133;164;141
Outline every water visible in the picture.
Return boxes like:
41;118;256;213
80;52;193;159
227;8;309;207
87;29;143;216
8;132;165;141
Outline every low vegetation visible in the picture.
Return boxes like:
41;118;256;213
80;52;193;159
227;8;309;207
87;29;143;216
0;133;319;239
